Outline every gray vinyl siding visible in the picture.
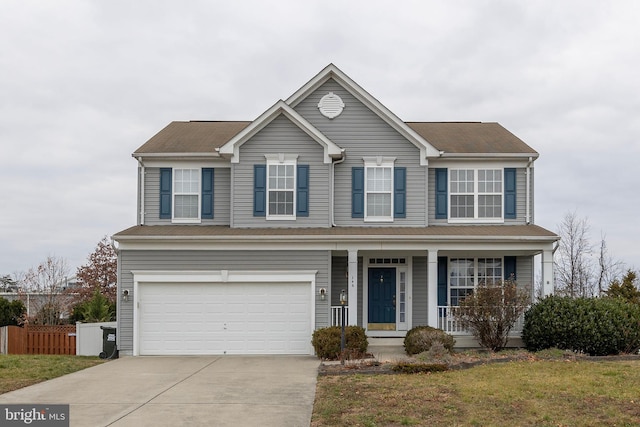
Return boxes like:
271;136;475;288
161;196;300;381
232;115;331;228
412;256;428;327
294;79;427;226
428;167;532;225
516;256;534;290
117;249;330;353
143;167;231;226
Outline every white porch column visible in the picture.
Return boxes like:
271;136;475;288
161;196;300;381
542;249;554;297
427;249;439;328
347;249;358;326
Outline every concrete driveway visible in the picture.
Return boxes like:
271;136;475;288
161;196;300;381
0;356;320;427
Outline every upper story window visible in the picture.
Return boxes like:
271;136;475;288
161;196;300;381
364;157;395;222
352;158;406;221
174;169;200;221
450;168;503;222
159;167;214;223
268;162;295;217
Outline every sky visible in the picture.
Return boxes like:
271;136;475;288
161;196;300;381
1;0;639;278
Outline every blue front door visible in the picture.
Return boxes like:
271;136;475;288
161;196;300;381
368;268;396;327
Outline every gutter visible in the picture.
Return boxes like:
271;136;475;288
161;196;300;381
526;156;533;224
331;151;346;227
135;156;145;225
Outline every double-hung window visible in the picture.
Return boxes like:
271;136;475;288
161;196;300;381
173;168;200;222
450;169;503;222
364;157;395;222
266;156;296;219
449;257;503;306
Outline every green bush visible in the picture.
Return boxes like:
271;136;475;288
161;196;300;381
311;326;368;360
522;296;640;356
403;326;455;356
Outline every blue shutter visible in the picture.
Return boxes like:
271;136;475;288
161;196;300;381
296;165;309;217
254;165;266;217
394;167;406;218
201;168;214;219
435;168;448;219
437;256;448;306
504;256;517;281
504;168;516;219
352;167;364;218
159;168;172;219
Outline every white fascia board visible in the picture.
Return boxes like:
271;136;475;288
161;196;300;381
439;153;540;160
116;234;559;253
286;64;440;164
218;100;343;164
132;153;222;160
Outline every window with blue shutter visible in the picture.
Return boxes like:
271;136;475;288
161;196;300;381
435;168;448;219
201;168;214;219
253;165;266;217
504;168;516;219
159;168;172;219
437;256;448;307
394;167;406;218
504;256;517;281
296;165;309;217
352;167;364;218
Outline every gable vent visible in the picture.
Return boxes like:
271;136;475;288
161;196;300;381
318;92;345;119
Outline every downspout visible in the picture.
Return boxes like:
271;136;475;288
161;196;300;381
136;157;145;225
525;156;533;224
331;151;346;227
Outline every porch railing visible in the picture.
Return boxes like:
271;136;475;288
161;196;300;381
330;306;349;327
438;306;526;335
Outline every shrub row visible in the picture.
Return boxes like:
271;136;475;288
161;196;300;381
311;326;368;360
522;296;640;356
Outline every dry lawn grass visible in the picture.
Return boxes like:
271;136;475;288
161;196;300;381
0;355;105;394
313;359;640;426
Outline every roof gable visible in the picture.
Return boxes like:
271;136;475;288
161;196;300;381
286;64;440;164
218;100;343;164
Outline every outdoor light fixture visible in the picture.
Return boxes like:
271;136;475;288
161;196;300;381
122;289;129;302
340;289;347;305
319;288;326;301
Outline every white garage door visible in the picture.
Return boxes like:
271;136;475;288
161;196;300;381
138;282;312;355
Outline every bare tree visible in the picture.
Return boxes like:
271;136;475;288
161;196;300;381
596;234;624;296
21;255;72;325
554;211;595;297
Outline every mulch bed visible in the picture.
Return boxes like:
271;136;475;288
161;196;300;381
318;351;640;376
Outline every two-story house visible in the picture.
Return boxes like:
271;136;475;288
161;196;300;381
113;64;559;356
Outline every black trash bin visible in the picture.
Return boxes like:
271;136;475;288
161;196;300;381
99;326;118;359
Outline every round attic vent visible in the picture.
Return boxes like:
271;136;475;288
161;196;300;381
317;92;345;119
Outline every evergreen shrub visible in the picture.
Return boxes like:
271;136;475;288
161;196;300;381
522;295;640;356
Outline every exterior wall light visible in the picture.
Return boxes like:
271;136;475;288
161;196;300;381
319;288;326;301
122;289;130;302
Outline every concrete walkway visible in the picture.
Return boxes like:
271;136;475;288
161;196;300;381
0;356;320;427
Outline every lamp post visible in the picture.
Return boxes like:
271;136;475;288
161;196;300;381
340;289;347;364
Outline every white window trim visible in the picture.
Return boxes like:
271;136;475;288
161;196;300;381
172;167;201;224
447;257;504;306
265;154;298;220
363;157;395;222
448;168;504;224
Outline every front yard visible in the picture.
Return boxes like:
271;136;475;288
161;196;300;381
0;355;105;394
313;356;640;426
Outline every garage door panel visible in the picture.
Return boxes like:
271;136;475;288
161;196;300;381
139;281;311;355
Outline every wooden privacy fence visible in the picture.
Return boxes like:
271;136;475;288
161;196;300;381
0;325;76;355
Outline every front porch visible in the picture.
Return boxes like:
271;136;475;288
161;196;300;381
331;305;526;347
